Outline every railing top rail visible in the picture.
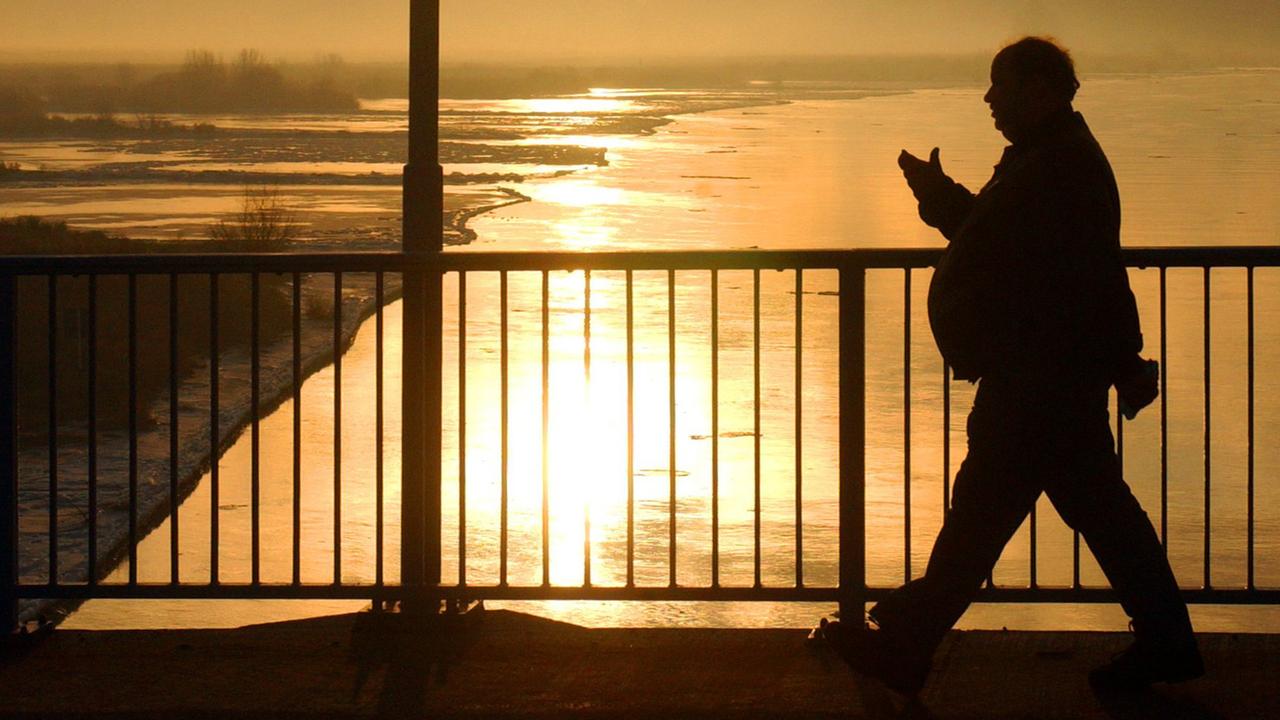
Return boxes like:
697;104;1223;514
0;251;416;275
0;245;1277;275
440;245;1280;271
1121;245;1280;268
441;249;943;271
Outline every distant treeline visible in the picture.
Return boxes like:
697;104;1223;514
0;90;219;138
2;217;294;442
137;50;359;113
0;50;1229;115
0;49;360;119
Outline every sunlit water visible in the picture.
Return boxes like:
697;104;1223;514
60;70;1280;629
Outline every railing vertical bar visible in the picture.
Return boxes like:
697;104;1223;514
1159;267;1168;547
626;270;635;587
1246;266;1255;590
500;271;509;586
942;363;950;516
1115;380;1125;505
903;269;912;583
1030;405;1041;589
1067;384;1078;600
425;259;446;592
0;274;16;630
128;275;138;586
1072;532;1080;590
87;275;98;586
375;273;385;589
1202;267;1211;590
48;275;58;585
291;273;302;585
1116;266;1134;575
794;269;803;588
583;269;592;587
710;269;719;588
333;272;343;585
1028;342;1043;588
838;264;866;620
457;271;467;587
753;268;762;589
669;269;678;588
541;270;550;587
1110;382;1122;590
251;272;261;586
168;273;178;585
1116;391;1125;461
210;274;220;584
1029;504;1038;589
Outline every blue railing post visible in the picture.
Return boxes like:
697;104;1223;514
1;274;17;632
838;264;867;621
402;0;444;603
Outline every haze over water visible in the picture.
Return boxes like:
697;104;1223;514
36;68;1280;631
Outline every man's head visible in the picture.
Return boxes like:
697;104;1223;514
984;37;1079;142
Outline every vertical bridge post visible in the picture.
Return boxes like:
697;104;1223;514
1;274;16;632
402;0;444;604
838;264;867;621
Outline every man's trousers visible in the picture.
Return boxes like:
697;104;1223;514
868;378;1197;660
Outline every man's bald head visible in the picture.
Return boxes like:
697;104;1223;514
993;37;1081;103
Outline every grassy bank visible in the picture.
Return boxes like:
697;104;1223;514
3;217;296;444
6;217;403;619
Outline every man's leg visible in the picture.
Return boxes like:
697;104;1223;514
869;438;1041;660
1044;422;1202;689
1044;428;1196;649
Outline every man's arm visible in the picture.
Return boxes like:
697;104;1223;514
899;148;975;241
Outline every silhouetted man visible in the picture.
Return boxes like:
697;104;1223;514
820;37;1202;696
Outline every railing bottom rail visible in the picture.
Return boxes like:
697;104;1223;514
14;583;1280;606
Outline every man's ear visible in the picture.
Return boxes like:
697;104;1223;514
1024;75;1060;107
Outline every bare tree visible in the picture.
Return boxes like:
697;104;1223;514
210;185;298;250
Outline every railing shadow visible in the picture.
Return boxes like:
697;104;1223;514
349;602;483;719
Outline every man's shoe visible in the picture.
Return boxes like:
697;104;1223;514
1088;640;1204;692
815;618;930;697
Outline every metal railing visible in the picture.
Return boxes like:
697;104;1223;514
2;246;1278;630
0;254;411;627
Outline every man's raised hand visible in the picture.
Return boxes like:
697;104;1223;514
898;147;948;201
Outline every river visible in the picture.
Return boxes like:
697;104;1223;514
49;70;1280;630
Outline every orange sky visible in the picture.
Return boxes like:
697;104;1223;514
3;0;1278;64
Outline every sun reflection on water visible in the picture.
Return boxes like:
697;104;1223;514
533;180;627;207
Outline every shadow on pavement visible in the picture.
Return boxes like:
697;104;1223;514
349;602;483;719
1095;687;1225;720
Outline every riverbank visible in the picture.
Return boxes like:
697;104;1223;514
14;269;398;624
10;185;531;625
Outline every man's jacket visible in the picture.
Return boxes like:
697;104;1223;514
921;110;1143;389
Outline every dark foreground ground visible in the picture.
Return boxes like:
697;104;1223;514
1;608;1275;719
